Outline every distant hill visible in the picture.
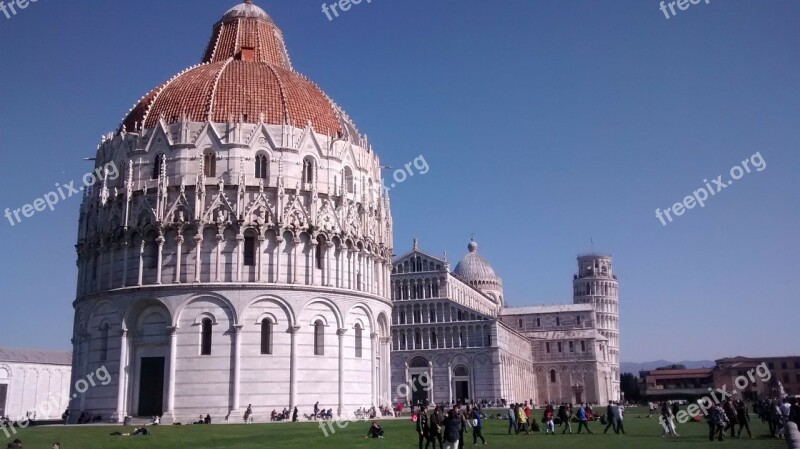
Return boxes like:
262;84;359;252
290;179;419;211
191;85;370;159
621;360;715;375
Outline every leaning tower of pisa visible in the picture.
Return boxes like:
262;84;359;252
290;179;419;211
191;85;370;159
573;254;620;401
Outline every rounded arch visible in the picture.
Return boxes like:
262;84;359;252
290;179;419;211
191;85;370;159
255;312;279;325
299;297;344;329
121;298;172;332
407;355;430;368
344;303;375;331
193;311;218;325
376;311;390;338
243;295;297;328
309;315;330;327
174;292;238;327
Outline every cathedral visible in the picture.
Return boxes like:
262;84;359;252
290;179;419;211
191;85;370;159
389;240;620;406
70;1;393;423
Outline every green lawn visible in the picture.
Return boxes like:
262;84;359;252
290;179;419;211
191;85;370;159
7;408;788;449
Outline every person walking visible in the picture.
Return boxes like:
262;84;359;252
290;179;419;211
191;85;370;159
603;402;616;434
442;410;461;449
708;404;728;441
455;405;468;449
471;406;486;445
613;402;625;434
516;403;530;435
429;406;444;449
560;403;573;434
723;400;738;438
660;402;677;437
507;404;516;435
735;400;752;438
417;406;431;449
292;407;298;423
544;405;555;434
576;403;592;434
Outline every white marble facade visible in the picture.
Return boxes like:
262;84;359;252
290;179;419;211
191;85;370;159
71;4;395;423
390;242;620;406
0;349;72;421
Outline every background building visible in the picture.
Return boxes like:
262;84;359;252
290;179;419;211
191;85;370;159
390;240;620;406
0;347;72;420
71;1;393;422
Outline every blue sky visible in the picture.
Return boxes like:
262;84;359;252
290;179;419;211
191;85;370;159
0;0;797;362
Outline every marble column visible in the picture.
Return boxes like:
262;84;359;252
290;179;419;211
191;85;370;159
447;363;453;405
257;235;265;282
166;326;178;419
337;328;347;417
370;333;377;407
232;324;243;412
121;240;129;287
404;362;410;406
215;234;223;282
174;235;184;283
155;235;164;284
289;325;300;410
114;329;128;422
235;234;244;282
194;234;203;283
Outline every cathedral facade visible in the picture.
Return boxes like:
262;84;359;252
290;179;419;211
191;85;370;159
70;1;393;422
390;241;620;406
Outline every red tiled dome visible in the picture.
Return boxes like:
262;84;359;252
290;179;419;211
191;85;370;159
122;1;359;141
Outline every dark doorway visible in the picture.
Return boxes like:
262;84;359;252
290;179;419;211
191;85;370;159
0;384;7;417
138;357;165;416
575;391;583;404
455;381;469;403
411;374;429;406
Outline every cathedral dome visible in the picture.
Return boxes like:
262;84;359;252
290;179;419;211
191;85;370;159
454;240;503;291
121;1;361;142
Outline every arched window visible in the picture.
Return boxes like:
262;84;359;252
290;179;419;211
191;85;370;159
556;316;561;326
152;153;164;180
243;231;256;266
314;320;324;355
145;234;158;269
303;157;315;185
354;324;363;358
576;315;582;325
203;151;216;178
550;369;557;383
343;166;354;194
99;323;109;362
316;236;325;270
255;154;268;179
261;319;272;355
201;318;213;355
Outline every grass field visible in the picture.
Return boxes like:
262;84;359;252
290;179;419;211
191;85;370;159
6;407;789;449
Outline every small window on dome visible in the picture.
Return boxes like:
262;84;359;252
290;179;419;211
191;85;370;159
239;46;255;62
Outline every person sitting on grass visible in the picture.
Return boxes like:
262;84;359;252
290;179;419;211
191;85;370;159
365;421;384;439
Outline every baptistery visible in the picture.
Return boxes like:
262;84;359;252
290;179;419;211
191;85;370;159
70;0;393;422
